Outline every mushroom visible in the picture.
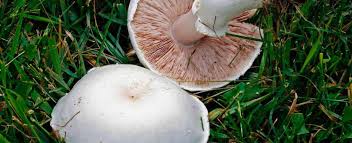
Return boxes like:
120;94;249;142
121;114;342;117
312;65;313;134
128;0;265;91
50;64;209;143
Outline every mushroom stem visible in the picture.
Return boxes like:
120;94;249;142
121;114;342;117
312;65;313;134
171;0;264;46
172;10;205;46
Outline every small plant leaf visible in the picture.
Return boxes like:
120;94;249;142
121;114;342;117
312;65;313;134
209;108;225;120
0;133;10;143
290;113;309;135
342;106;352;122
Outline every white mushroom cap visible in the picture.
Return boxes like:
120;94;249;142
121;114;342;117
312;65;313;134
50;64;209;143
128;0;264;91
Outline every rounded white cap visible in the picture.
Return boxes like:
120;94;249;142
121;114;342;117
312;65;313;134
51;64;209;143
128;0;263;91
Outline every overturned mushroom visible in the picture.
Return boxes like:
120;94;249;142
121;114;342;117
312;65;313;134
128;0;265;91
51;64;209;143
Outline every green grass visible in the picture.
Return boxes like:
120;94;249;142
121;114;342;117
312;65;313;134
0;0;351;142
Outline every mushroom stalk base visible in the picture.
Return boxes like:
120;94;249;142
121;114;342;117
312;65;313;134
171;0;266;46
171;11;205;46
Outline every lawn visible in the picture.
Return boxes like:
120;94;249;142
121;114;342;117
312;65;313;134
0;0;351;142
